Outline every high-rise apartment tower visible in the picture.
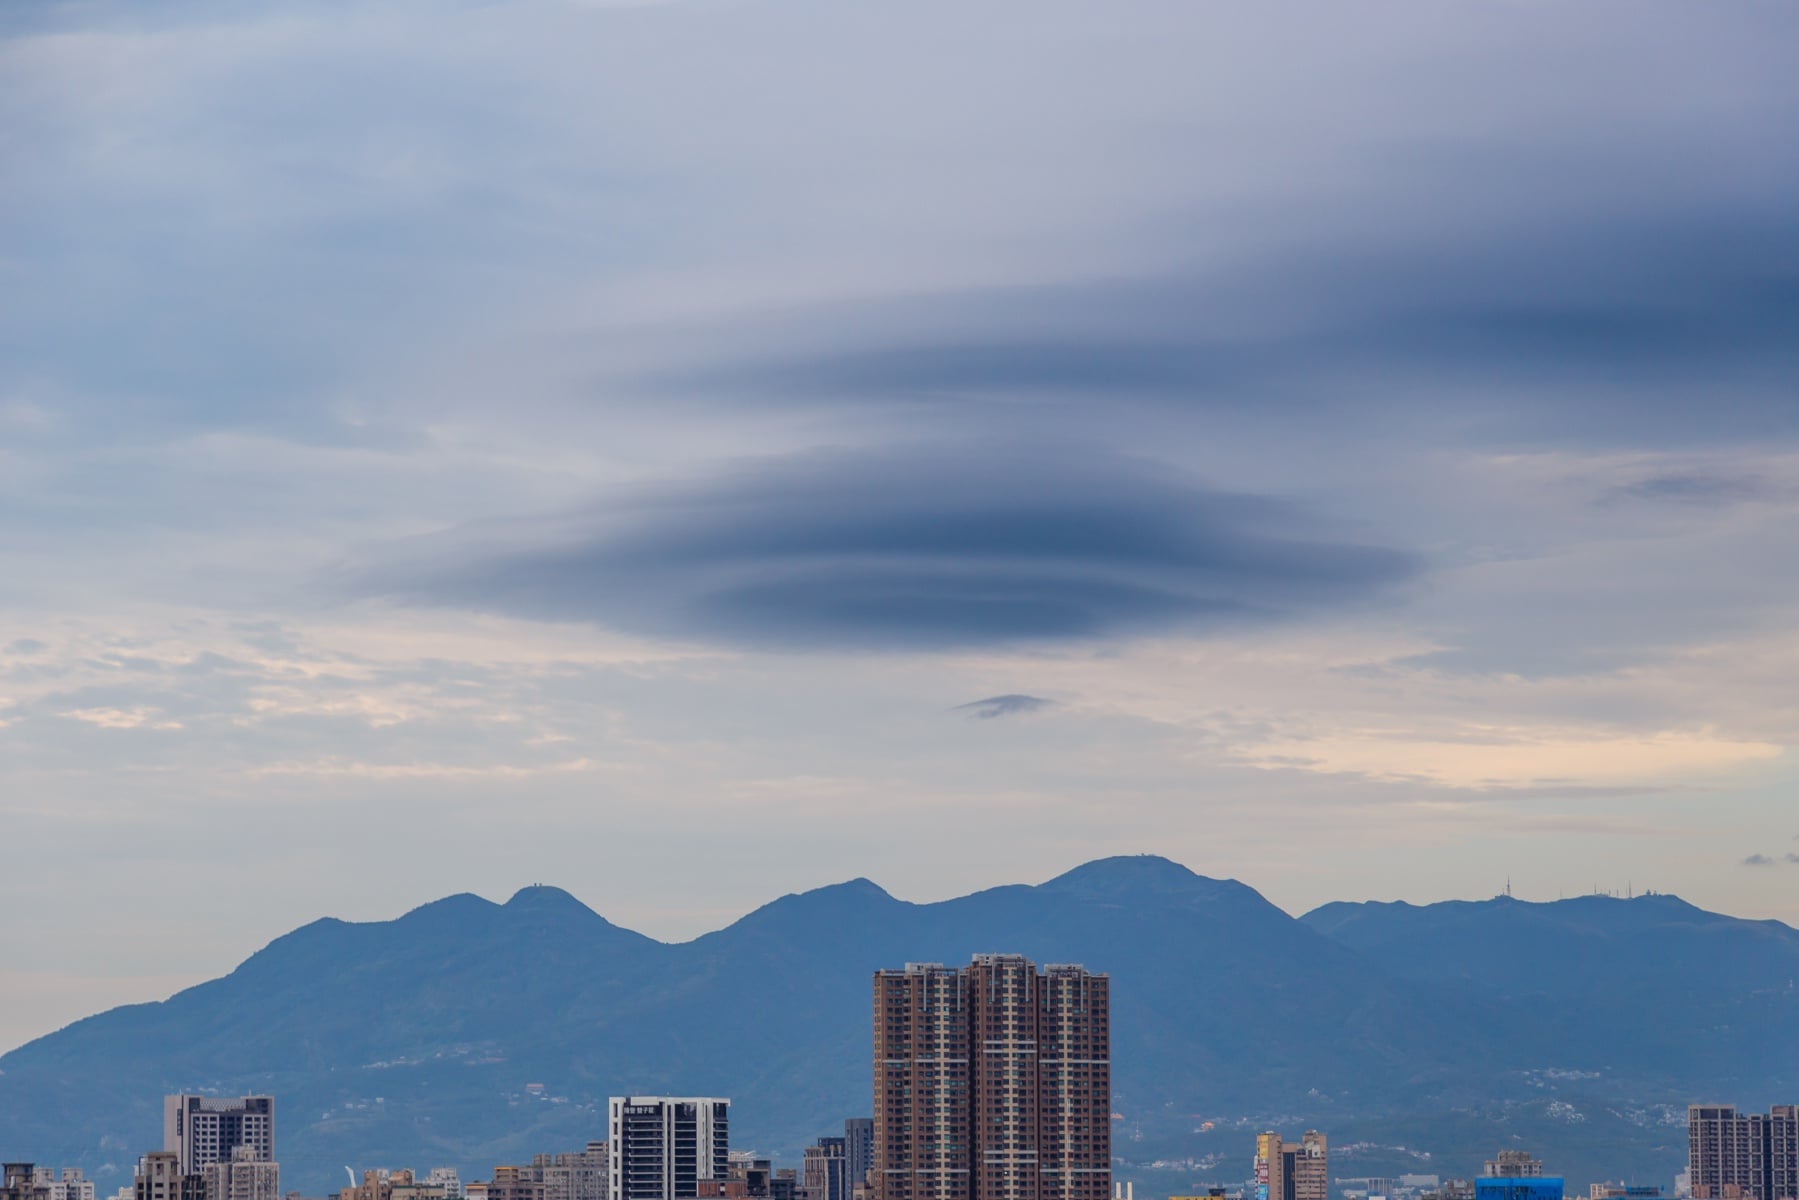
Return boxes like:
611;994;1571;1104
1775;1108;1799;1200
162;1096;275;1176
845;1122;874;1195
803;1141;849;1200
608;1098;730;1200
1689;1105;1799;1200
1254;1133;1327;1200
873;956;1109;1200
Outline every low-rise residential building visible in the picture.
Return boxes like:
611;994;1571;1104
136;1153;206;1200
4;1165;52;1200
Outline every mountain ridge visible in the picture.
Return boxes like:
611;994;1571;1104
3;857;1794;1196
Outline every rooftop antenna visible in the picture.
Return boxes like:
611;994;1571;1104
1505;876;1512;898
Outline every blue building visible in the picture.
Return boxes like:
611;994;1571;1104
1475;1179;1563;1200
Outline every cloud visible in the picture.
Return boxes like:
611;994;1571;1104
955;694;1054;720
364;445;1417;649
1742;853;1799;867
645;213;1799;451
4;639;46;656
1614;472;1774;505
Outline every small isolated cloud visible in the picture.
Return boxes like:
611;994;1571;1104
1744;854;1777;867
1615;472;1772;505
955;694;1054;720
364;444;1417;650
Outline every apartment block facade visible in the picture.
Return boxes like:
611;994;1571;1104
1255;1132;1327;1200
1485;1156;1544;1180
803;1141;849;1200
532;1144;611;1200
134;1154;205;1200
163;1096;275;1176
873;956;1109;1200
609;1098;730;1200
4;1169;94;1200
1689;1105;1799;1200
203;1148;280;1200
845;1122;874;1195
3;1166;50;1200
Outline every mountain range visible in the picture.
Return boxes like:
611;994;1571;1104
3;856;1794;1198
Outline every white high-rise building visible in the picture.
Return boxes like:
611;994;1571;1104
608;1097;730;1200
163;1096;275;1175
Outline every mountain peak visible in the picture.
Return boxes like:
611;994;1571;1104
827;876;894;900
1047;852;1193;882
400;892;499;921
711;875;903;943
1033;855;1290;926
1041;854;1233;895
504;884;599;916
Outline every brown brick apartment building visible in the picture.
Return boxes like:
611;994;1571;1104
873;956;1109;1200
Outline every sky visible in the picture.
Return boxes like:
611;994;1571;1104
2;0;1798;1054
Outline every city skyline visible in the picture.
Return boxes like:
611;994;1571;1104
3;1086;1709;1200
15;853;1774;1194
8;1044;1773;1200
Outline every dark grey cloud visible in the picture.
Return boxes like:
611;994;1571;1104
1614;472;1774;506
648;212;1799;451
366;446;1416;649
955;694;1054;720
689;338;1239;401
3;639;46;656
